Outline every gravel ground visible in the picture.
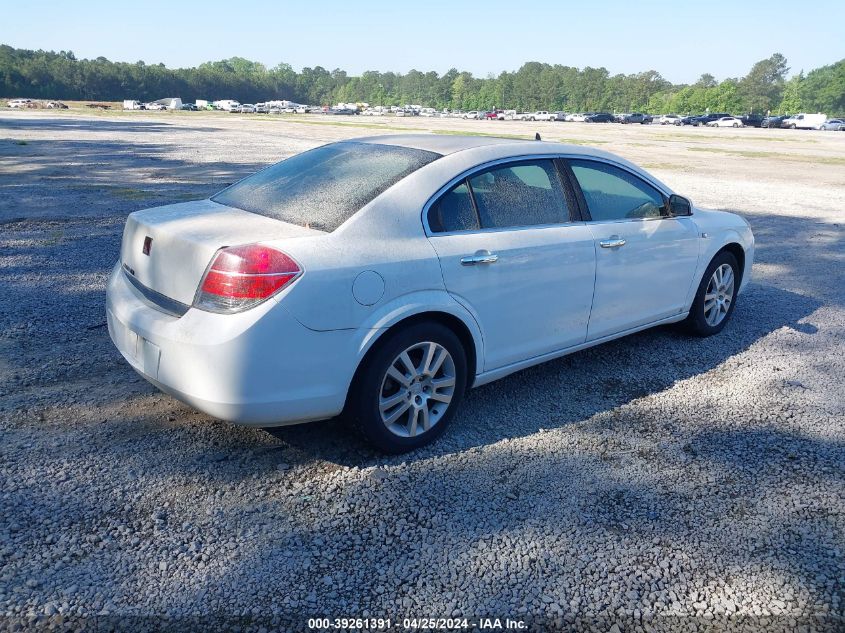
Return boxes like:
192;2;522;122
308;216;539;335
0;111;843;632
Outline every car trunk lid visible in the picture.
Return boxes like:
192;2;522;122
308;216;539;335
120;199;322;307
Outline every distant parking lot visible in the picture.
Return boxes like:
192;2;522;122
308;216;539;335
0;110;843;631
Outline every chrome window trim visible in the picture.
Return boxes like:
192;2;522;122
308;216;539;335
422;153;675;237
423;154;574;237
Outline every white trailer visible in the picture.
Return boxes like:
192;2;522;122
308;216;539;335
152;97;183;111
123;100;142;110
213;100;240;112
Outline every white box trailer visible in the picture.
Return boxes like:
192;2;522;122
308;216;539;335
196;99;210;109
123;100;142;110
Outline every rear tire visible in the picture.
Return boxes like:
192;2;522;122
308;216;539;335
347;322;467;453
684;251;740;336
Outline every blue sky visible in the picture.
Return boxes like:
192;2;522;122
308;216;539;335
2;0;842;83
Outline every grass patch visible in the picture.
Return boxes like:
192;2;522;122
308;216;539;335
553;137;609;145
110;187;156;200
431;130;609;145
172;191;205;200
686;146;845;165
642;162;685;171
67;184;157;199
432;129;533;140
276;117;411;132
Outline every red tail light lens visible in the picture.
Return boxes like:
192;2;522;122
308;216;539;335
194;245;301;313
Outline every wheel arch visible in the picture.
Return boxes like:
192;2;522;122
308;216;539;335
684;235;749;312
718;242;746;287
341;308;482;420
354;309;480;388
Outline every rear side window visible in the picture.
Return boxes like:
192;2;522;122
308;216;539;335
569;159;666;221
428;181;479;232
427;159;571;233
212;141;440;232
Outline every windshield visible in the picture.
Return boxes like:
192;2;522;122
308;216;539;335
212;141;440;232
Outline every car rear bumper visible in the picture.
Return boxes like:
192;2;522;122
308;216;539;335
105;263;357;426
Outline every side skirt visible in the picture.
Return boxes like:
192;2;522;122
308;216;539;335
472;313;689;388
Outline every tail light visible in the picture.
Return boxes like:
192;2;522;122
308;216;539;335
194;244;301;314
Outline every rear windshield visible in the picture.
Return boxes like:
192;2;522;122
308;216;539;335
212;141;440;232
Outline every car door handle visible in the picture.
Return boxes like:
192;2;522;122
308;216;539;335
460;250;499;266
599;237;626;249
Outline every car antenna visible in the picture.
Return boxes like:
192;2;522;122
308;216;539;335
535;132;541;141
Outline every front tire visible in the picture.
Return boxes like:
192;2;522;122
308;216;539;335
684;251;740;336
347;322;467;453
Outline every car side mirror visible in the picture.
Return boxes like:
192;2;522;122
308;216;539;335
668;194;693;217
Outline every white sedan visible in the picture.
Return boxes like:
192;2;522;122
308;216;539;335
107;135;754;452
658;114;681;125
707;116;744;128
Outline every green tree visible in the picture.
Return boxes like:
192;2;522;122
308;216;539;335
778;73;804;114
800;59;845;114
740;53;789;113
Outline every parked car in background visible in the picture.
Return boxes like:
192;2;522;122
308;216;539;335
692;113;730;126
617;112;649;124
255;104;269;114
569;113;589;122
527;111;557;121
761;115;788;128
676;115;697;126
707;116;744;128
181;103;198;111
106;134;754;452
46;101;68;109
585;113;615;123
238;104;256;114
483;111;505;120
462;111;479;119
782;113;826;129
739;114;763;127
658;114;681;125
143;103;165;111
7;98;32;108
820;118;845;131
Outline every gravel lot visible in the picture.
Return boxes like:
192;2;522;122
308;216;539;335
1;111;843;632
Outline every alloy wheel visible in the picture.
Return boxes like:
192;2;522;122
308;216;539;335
704;263;735;326
378;341;456;438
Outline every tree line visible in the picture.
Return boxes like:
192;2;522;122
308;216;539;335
1;45;842;115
